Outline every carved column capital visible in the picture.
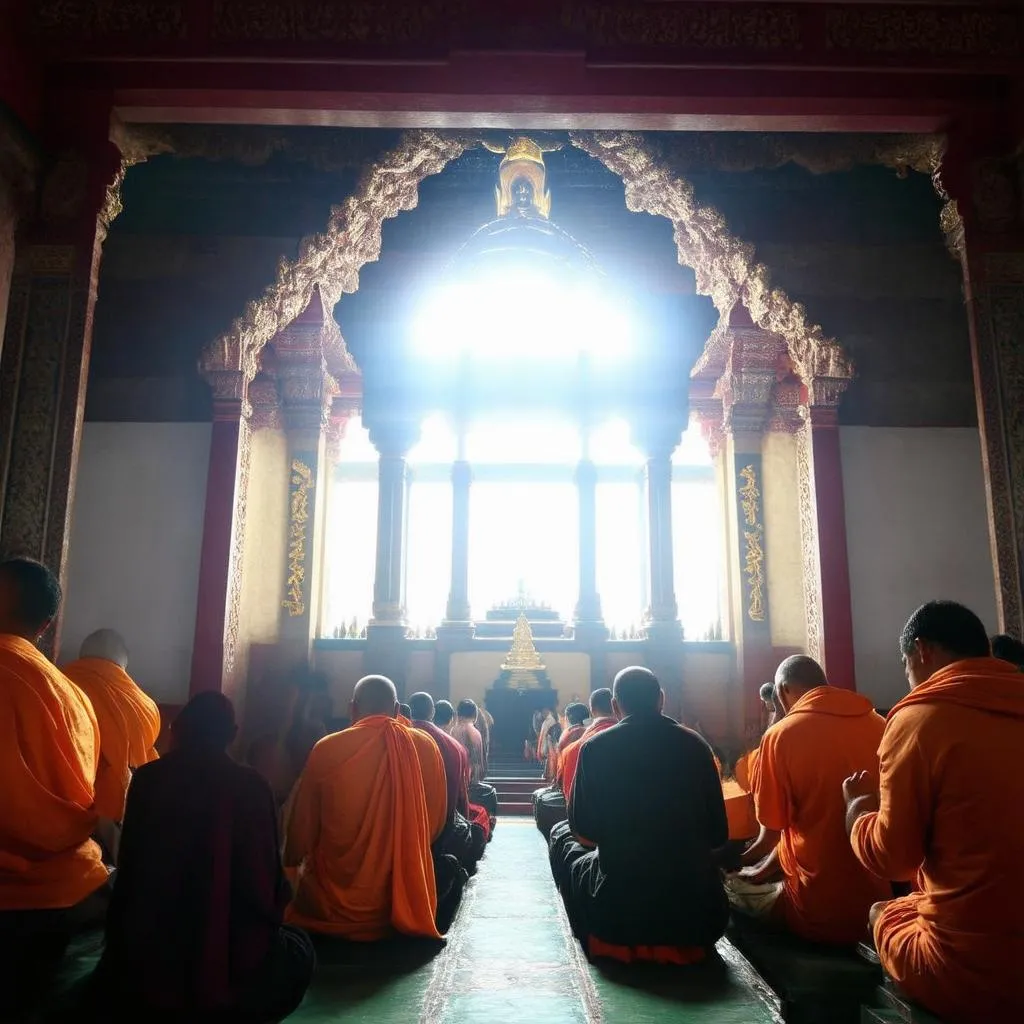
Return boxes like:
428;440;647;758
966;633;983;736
279;362;336;433
204;368;250;421
248;373;282;430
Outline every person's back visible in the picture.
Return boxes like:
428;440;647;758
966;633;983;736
285;676;447;940
62;629;161;824
753;665;889;943
565;668;728;950
97;691;313;1021
451;700;485;784
0;559;108;915
847;601;1024;1022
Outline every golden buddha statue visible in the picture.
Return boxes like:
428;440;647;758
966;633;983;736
483;136;561;220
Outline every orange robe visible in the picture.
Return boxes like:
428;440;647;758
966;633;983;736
754;686;889;944
850;658;1024;1022
0;635;108;910
284;715;447;940
561;716;617;805
62;657;161;822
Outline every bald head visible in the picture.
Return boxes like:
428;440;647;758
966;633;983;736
408;691;435;722
351;675;399;722
774;656;827;713
80;629;128;670
612;666;664;718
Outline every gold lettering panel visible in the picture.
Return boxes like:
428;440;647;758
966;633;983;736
283;458;315;618
736;459;768;626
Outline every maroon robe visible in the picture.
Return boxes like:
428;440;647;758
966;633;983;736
413;719;470;822
101;747;289;1013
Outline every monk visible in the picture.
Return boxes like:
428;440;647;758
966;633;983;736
554;667;728;960
93;692;315;1021
726;656;890;944
845;601;1024;1022
560;688;618;806
62;629;161;833
450;698;499;819
532;703;589;838
0;559;111;1011
285;675;464;940
991;632;1024;671
409;691;487;872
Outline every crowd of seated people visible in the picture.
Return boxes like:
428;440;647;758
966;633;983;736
538;605;1024;1022
0;556;505;1021
4;545;1024;1023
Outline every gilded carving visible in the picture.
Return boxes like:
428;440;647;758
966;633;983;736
562;2;801;49
737;463;767;623
972;257;1024;636
570;131;854;385
223;419;253;682
826;7;1022;57
283;459;315;618
35;0;186;39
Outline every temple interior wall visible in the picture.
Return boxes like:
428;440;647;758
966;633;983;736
840;426;997;709
62;422;211;703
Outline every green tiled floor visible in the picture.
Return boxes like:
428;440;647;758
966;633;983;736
293;819;782;1023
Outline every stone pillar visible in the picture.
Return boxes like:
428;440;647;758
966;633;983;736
189;370;250;697
444;458;473;627
0;120;122;655
366;420;417;692
635;417;685;716
939;126;1024;636
573;457;603;629
796;379;856;690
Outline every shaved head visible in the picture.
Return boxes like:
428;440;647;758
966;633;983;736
774;656;827;713
612;666;663;717
408;691;435;722
589;688;613;716
351;675;399;722
80;629;128;670
759;681;776;703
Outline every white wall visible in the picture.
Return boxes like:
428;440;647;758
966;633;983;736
62;423;212;704
841;427;997;709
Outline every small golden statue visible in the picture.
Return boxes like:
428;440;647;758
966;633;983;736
483;136;561;220
501;612;547;681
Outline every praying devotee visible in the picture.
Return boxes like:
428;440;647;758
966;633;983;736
0;559;110;1007
451;698;486;783
536;706;560;779
93;691;315;1022
435;699;457;732
62;629;161;829
560;688;618;806
534;698;612;839
399;702;413;721
732;682;778;794
845;601;1024;1022
285;675;463;940
553;667;728;960
409;691;487;871
727;656;890;945
991;632;1024;670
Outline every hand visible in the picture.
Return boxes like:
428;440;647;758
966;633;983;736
843;771;879;806
731;862;772;886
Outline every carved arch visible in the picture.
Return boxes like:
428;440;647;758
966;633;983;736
199;129;853;386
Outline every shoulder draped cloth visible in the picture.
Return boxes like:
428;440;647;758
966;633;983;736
0;635;108;910
62;657;161;822
285;716;446;940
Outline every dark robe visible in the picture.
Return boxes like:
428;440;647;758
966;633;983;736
414;719;486;872
95;747;314;1021
560;713;729;949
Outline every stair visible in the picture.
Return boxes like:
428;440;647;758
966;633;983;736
487;754;545;816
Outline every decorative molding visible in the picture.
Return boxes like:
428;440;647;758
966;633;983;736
35;0;186;39
283;458;315;618
735;459;768;626
223;418;252;685
200;130;852;394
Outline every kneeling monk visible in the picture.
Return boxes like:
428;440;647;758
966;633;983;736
845;601;1024;1023
559;667;728;960
62;629;160;829
728;657;890;944
0;560;109;1006
285;675;454;940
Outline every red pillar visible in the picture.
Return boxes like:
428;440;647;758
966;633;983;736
189;371;247;696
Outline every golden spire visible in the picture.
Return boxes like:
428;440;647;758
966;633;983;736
483;136;560;220
501;613;546;672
